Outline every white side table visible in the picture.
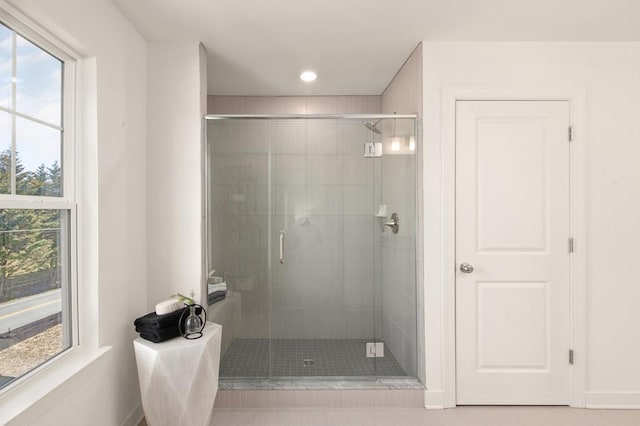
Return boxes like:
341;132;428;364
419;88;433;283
134;322;222;426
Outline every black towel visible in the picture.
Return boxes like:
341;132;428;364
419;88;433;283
133;306;202;329
139;332;178;344
135;322;178;334
208;291;226;306
135;306;205;343
137;325;181;342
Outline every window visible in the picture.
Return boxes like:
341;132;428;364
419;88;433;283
0;17;75;391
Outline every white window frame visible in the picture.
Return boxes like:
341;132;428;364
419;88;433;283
0;5;79;392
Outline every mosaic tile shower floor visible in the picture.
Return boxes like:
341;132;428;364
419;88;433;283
219;339;407;378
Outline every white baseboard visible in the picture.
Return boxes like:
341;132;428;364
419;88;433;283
424;389;445;409
585;392;640;409
122;404;144;426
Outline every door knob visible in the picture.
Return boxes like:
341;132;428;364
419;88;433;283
459;263;474;273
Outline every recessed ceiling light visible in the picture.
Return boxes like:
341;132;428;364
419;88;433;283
300;71;317;82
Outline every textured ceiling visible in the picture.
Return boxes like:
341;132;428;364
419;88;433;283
110;0;640;95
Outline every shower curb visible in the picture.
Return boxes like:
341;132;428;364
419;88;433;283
214;388;425;409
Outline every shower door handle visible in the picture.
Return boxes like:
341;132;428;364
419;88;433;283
279;230;286;264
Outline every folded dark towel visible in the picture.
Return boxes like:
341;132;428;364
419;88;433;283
133;306;202;329
139;332;178;344
208;290;226;300
136;325;181;342
135;322;177;334
208;292;226;306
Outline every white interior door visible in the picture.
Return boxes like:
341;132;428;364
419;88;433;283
455;100;571;405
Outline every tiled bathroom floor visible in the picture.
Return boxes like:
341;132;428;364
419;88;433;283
219;339;406;378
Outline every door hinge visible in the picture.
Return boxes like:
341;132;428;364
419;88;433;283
366;342;385;358
569;349;574;365
568;237;574;253
568;126;574;142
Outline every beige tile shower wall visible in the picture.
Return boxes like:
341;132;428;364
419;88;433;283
208;95;381;115
380;44;423;378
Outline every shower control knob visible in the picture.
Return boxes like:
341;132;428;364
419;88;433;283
459;263;474;274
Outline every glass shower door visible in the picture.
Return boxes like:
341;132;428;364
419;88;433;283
269;118;378;378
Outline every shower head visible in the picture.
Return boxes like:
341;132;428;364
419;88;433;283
363;119;382;134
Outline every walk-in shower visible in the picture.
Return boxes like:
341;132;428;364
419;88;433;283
204;114;419;386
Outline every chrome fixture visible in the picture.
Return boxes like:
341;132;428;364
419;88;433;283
363;119;382;134
384;213;399;234
459;263;474;273
205;114;417;120
279;230;286;264
364;142;382;158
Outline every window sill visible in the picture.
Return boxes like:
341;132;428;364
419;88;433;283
0;345;112;425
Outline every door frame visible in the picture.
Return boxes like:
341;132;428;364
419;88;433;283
440;88;587;408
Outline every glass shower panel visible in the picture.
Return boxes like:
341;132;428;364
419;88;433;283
376;118;418;378
209;119;272;378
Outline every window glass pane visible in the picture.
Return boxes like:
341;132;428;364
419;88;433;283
15;35;61;126
0;23;11;109
0;111;10;194
0;209;70;389
16;117;62;197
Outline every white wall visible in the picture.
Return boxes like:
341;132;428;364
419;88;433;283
147;42;205;308
422;42;640;408
1;0;148;424
380;44;423;379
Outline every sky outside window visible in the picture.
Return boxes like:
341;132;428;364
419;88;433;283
15;34;62;126
0;22;63;194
